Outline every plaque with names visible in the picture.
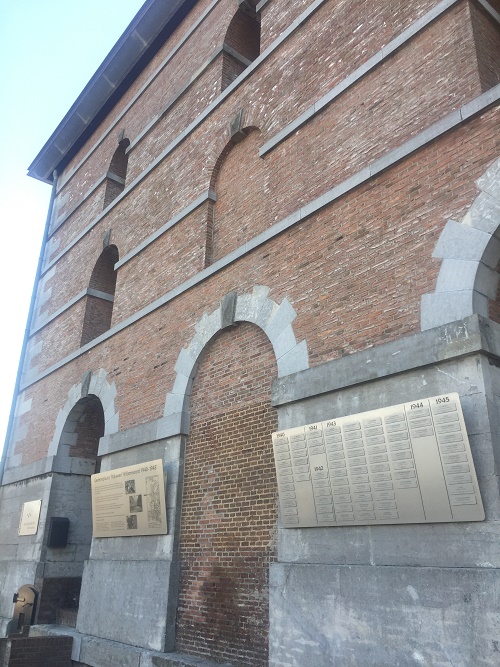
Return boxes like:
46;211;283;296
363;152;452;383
272;393;484;527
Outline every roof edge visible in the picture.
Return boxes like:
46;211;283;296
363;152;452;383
28;0;196;184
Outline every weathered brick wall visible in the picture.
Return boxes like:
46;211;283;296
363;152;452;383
68;398;104;461
48;0;454;245
5;4;500;662
88;246;118;294
14;104;500;465
210;128;269;263
80;245;118;345
80;297;114;346
224;8;260;60
41;0;487;331
175;322;278;666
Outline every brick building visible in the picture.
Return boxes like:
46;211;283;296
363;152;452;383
1;0;500;665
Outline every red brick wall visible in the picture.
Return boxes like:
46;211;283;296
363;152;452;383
68;397;104;461
88;245;118;294
80;296;114;346
50;0;450;250
15;107;500;466
175;322;278;666
210;129;269;263
42;0;486;325
12;0;500;468
80;246;118;345
103;179;124;210
224;8;260;61
0;637;72;667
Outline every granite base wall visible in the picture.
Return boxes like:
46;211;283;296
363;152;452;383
269;316;500;666
269;563;500;667
75;438;183;652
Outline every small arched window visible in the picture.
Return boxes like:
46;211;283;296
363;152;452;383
103;139;130;208
80;245;119;346
221;8;261;91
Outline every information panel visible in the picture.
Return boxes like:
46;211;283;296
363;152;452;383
91;459;168;538
272;393;484;527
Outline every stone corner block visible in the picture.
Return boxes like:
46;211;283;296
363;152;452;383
432;219;491;262
277;340;309;377
462;191;500;236
157;412;189;439
163;392;187;417
255;297;279;330
420;292;489;331
104;411;119;435
477;157;500;201
172;372;194;398
174;347;199;379
220;291;238;328
264;298;297;342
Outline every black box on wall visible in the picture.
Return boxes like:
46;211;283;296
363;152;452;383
47;517;70;548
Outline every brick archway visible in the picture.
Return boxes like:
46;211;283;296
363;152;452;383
168;286;308;665
163;285;309;428
175;321;278;666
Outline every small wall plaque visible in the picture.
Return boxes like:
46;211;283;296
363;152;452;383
18;500;42;536
272;393;485;527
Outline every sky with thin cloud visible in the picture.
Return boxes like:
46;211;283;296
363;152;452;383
0;0;146;453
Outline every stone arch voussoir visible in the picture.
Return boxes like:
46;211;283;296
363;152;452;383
421;158;500;330
163;286;309;427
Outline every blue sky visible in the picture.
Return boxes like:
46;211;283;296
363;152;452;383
0;1;146;450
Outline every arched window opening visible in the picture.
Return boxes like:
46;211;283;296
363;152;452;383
37;395;104;626
206;128;268;265
221;8;261;91
70;395;105;469
80;245;119;346
103;138;130;208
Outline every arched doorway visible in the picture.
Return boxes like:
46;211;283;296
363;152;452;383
37;394;105;626
175;322;278;667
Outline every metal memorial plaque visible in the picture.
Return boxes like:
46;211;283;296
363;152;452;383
91;459;168;538
272;393;485;527
18;500;42;536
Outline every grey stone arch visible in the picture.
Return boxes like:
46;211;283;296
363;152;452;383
421;158;500;330
204;110;263;267
48;368;119;467
163;286;309;430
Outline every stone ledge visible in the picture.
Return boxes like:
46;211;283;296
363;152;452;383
271;315;500;406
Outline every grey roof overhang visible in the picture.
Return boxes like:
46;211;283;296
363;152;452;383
28;0;197;184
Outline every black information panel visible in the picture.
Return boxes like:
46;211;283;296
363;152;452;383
272;393;484;527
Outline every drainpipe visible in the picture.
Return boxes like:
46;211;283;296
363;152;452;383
0;170;58;486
